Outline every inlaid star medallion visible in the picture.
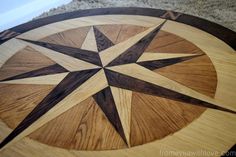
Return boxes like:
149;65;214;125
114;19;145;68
0;8;236;157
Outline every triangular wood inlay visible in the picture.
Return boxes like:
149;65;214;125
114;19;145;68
81;27;98;52
40;26;90;49
110;86;132;146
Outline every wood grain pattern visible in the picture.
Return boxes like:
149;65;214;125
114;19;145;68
0;64;68;82
95;25;147;44
95;25;122;44
162;20;236;111
19;39;102;66
137;54;202;70
137;52;199;62
145;31;203;54
106;65;235;113
110;86;132;147
130;91;205;146
99;24;163;66
0;84;55;129
93;26;114;52
156;55;217;97
0;46;55;80
40;26;90;49
81;27;98;52
107;21;166;66
93;87;127;145
0;69;108;150
0;73;69;85
19;39;99;71
0;69;100;149
29;97;127;150
0;9;235;156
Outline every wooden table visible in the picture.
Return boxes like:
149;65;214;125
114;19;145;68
0;8;235;157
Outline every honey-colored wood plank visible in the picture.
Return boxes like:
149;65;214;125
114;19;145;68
130;91;205;146
0;46;55;80
145;30;202;54
110;86;132;147
0;84;55;130
81;27;98;52
40;26;90;49
155;55;217;97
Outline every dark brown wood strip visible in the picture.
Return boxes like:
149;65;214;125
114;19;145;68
93;26;114;52
18;38;103;66
137;55;202;70
104;69;236;114
0;64;68;82
107;21;166;66
92;87;128;145
0;68;100;149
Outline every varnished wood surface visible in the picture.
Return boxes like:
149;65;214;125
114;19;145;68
0;8;236;157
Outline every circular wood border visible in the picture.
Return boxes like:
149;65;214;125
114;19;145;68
0;7;236;50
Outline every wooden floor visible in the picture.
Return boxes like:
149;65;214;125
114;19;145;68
0;8;236;157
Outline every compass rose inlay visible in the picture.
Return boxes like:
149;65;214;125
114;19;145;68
0;13;236;153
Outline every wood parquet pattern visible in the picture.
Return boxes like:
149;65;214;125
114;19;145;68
0;8;235;157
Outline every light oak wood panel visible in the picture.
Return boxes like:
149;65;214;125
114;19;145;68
0;84;55;130
0;46;55;80
40;26;90;49
18;39;99;71
130;91;205;146
110;86;132;147
155;55;217;97
137;52;199;62
0;73;68;85
81;27;98;52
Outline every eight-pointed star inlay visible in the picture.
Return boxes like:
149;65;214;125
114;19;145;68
0;20;236;149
